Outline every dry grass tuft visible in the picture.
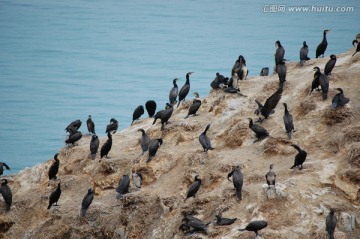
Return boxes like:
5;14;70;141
349;143;360;167
343;126;360;142
263;137;292;156
322;107;353;126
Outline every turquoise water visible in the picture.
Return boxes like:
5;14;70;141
0;0;358;173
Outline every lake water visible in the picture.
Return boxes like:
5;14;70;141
0;0;358;173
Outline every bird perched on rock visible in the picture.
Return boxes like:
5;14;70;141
138;129;150;155
228;166;243;200
275;40;285;70
169;78;179;105
332;88;350;108
1;179;12;211
276;59;287;87
260;67;269;76
254;86;283;121
0;162;10;176
214;214;237;226
90;134;100;160
153;103;173;131
48;153;60;185
248;118;269;142
265;164;276;189
238;220;268;237
199;124;214;152
65;119;82;133
316;29;330;58
100;132;112;159
283;103;294;139
86;115;95;134
185;175;202;201
326;208;337;239
132;172;143;188
177;72;194;108
145;100;157;118
131;105;144;125
116;175;130;199
181;215;209;234
105;118;118;134
48;181;61;209
290;144;307;170
352;39;360;56
185;92;201;118
299;41;310;66
80;188;94;217
147;138;163;162
324;54;337;76
311;67;329;100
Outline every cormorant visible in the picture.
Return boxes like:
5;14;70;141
159;103;173;130
309;66;321;95
316;30;330;58
332;88;350;108
100;132;112;159
311;67;328;100
65;131;82;146
80;188;94;217
199;124;214;152
48;153;59;185
90;134;100;160
326;208;337;239
169;78;179;105
0;162;10;176
260;67;269;76
224;73;240;93
138;129;150;155
116;175;130;199
145;100;157;118
177;72;194;108
228;166;243;200
215;214;237;226
352;40;360;56
300;41;310;66
275;40;285;67
86;115;95;134
283;103;294;139
184;92;201;118
132;172;143;188
265;164;276;189
276;59;287;86
106;118;118;134
232;55;248;80
238;220;268;237
215;72;227;84
131;105;144;125
182;216;209;233
324;54;337;75
290;144;307;170
248;118;269;141
48;181;61;209
65;119;82;133
1;179;12;211
147;138;163;162
185;175;202;201
254;86;283;121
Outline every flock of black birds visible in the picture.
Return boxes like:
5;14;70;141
1;31;358;238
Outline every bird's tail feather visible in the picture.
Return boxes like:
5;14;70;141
236;190;242;200
80;208;87;217
47;204;52;210
287;132;292;140
323;92;328;100
91;154;96;160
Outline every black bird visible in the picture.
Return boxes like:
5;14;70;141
275;40;285;67
265;164;276;189
311;67;329;100
48;181;61;209
116;175;130;199
177;72;194;108
80;188;94;217
138;129;150;155
65;119;82;133
283;103;294;139
324;54;337;75
260;67;269;76
100;132;112;159
86;115;95;134
316;29;330;58
215;214;237;226
132;172;143;188
352;40;360;56
290;144;307;170
199;124;214;152
185;175;202;201
276;59;287;86
147;138;163;162
185;92;201;118
182;216;209;233
48;153;60;185
90;134;100;160
65;131;82;146
215;72;227;84
145;100;157;118
228;166;243;200
300;41;310;66
248;118;269;141
106;118;118;134
309;66;321;95
332;88;350;108
326;208;337;239
239;220;268;237
131;105;144;125
254;86;283;121
160;103;173;130
169;78;179;105
0;162;10;176
1;179;12;211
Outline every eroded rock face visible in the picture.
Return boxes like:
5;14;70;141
1;50;360;239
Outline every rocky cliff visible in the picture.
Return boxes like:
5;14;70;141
1;49;360;239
